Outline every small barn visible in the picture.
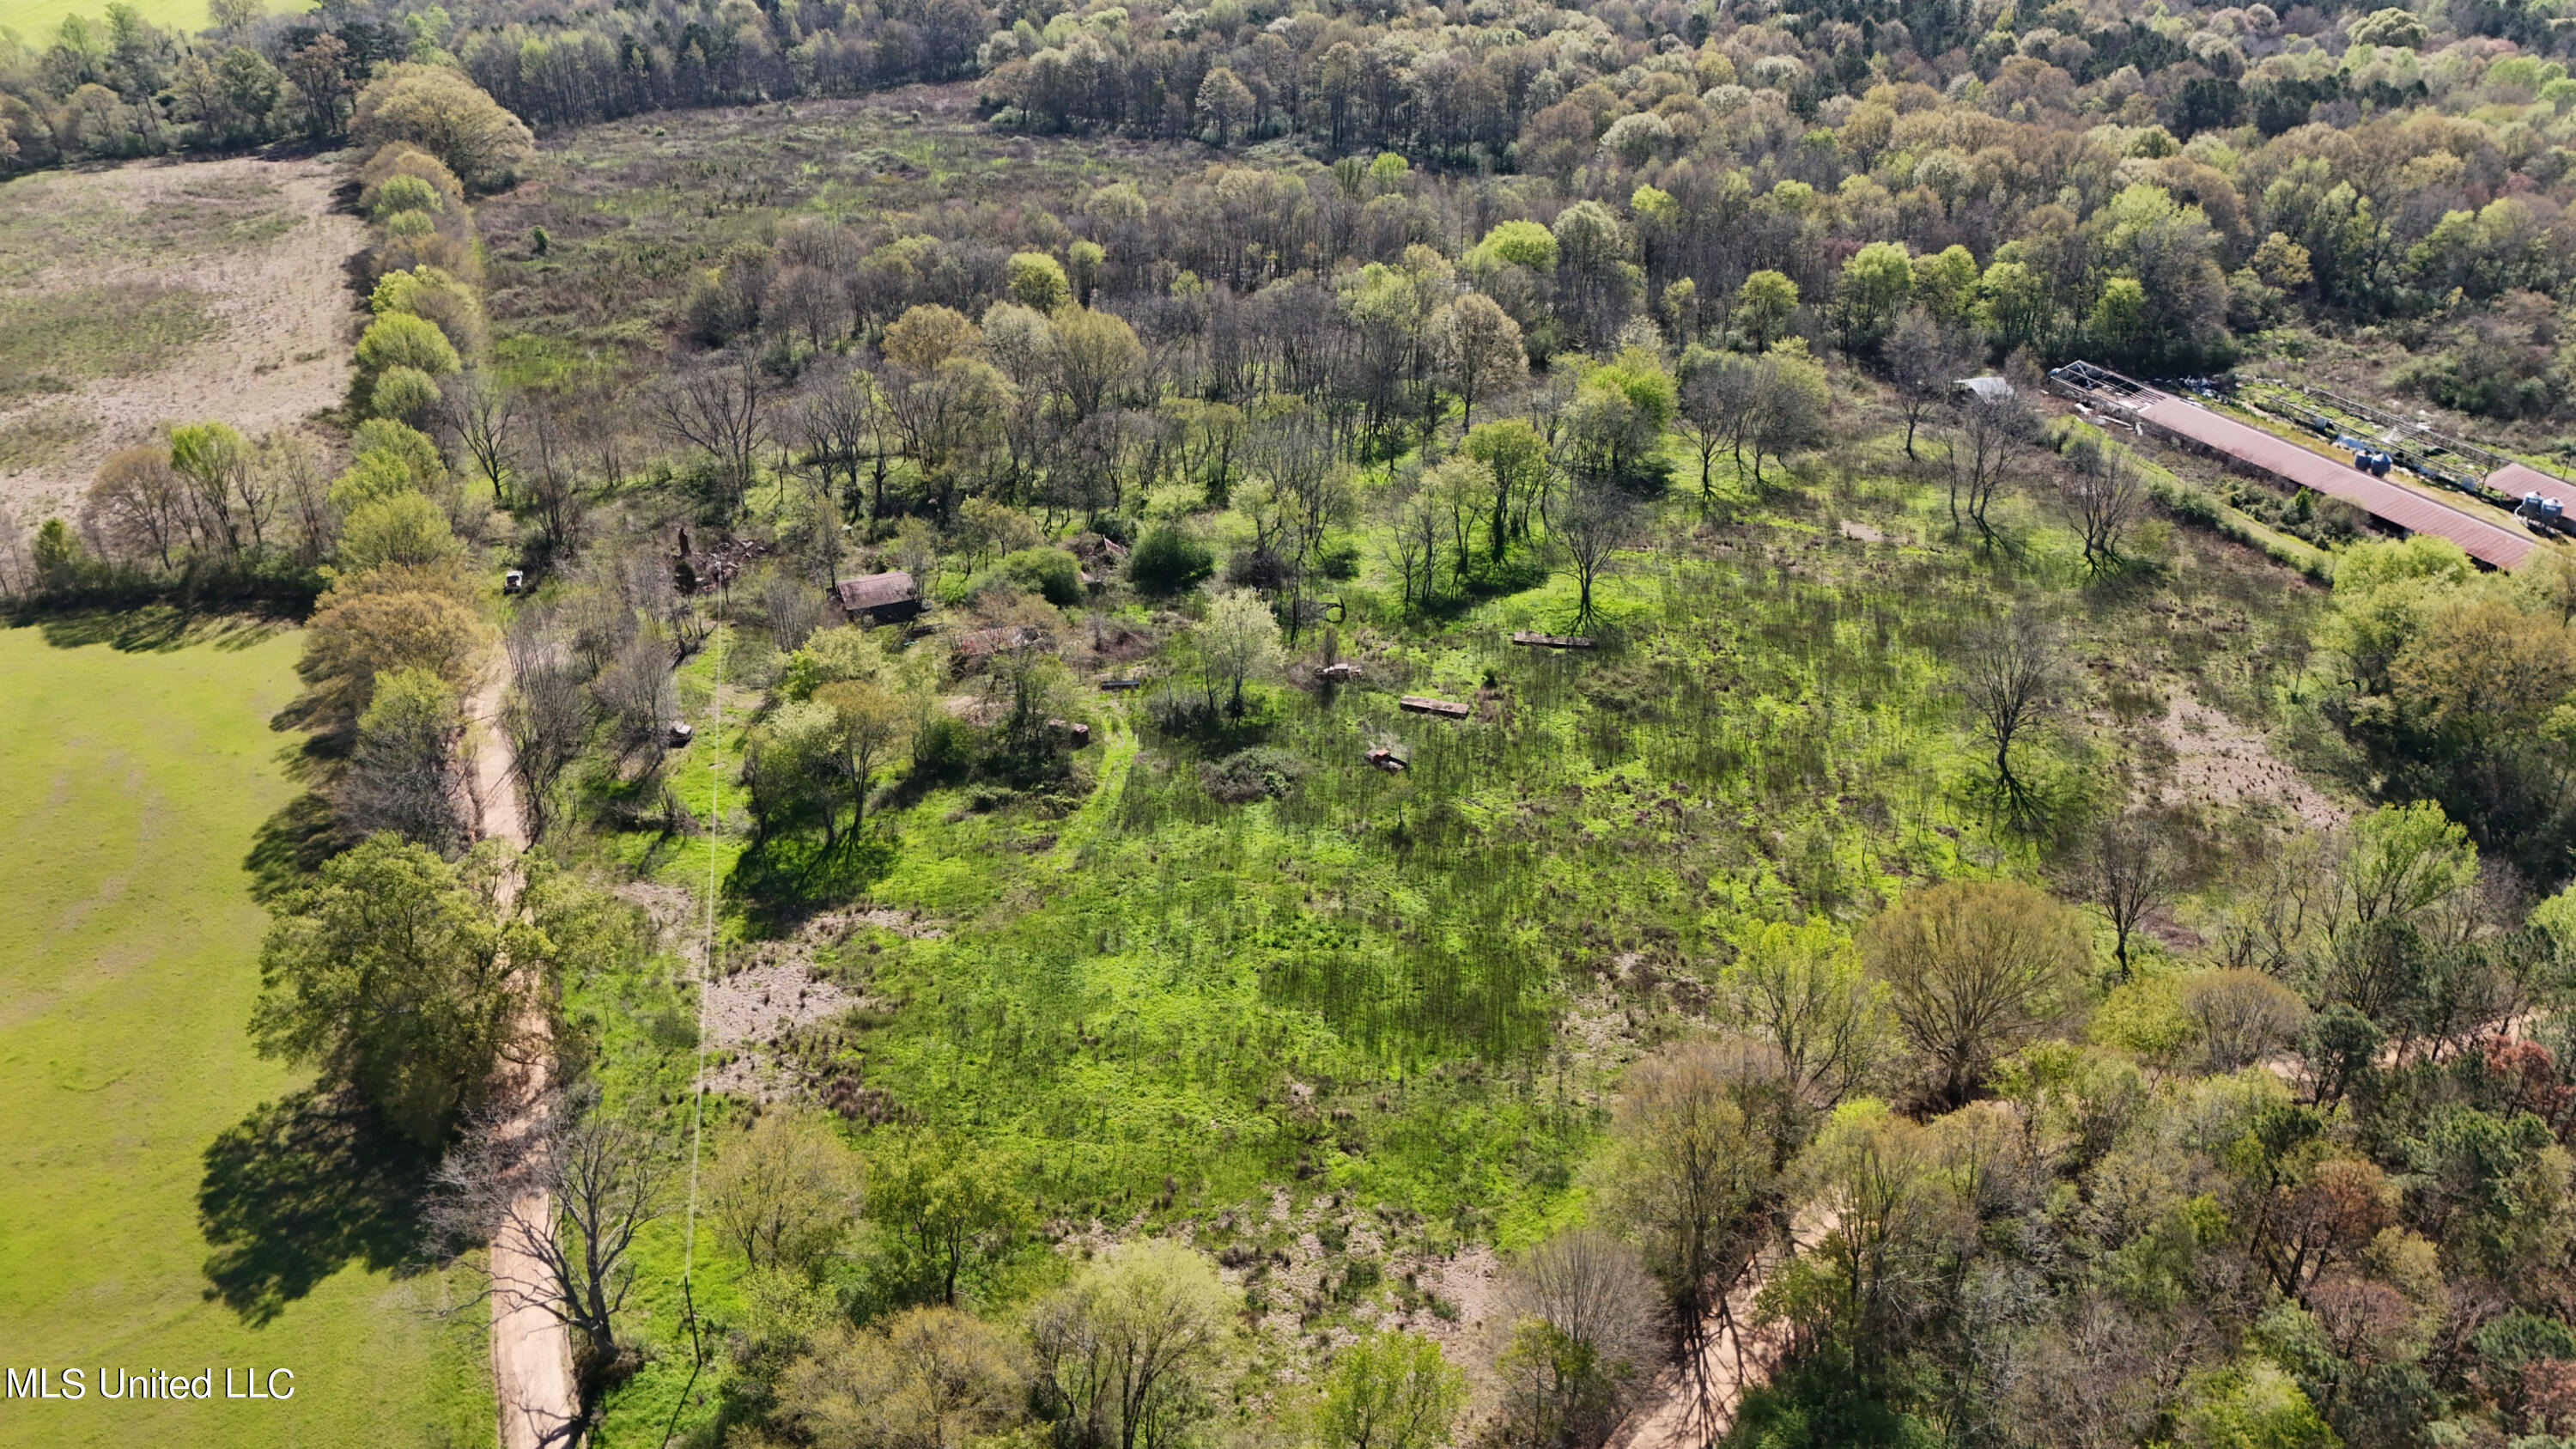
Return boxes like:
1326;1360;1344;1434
834;571;922;624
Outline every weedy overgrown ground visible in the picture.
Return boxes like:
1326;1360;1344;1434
477;82;1212;395
0;155;359;521
0;618;493;1449
532;383;2352;1441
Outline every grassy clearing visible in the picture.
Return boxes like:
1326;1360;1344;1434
0;283;221;405
0;167;299;289
0;0;311;43
0;155;359;521
477;93;1204;393
0;400;99;470
0;617;492;1449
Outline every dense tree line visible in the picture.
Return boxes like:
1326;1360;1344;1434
9;0;2576;396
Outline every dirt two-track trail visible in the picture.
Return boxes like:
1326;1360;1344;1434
1608;1206;1841;1449
467;667;581;1449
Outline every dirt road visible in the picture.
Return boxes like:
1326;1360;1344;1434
467;669;581;1449
1609;1208;1838;1449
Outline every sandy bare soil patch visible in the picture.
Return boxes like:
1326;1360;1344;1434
2152;693;2348;831
702;905;936;1100
0;155;363;521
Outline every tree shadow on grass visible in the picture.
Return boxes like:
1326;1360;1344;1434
726;835;898;938
197;1087;437;1326
10;603;295;654
244;790;345;906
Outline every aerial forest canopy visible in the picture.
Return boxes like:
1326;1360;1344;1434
4;0;2576;387
21;0;2576;1441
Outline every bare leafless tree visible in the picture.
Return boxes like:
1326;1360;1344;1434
576;393;632;497
1676;352;1757;509
1884;307;1965;461
653;353;769;517
1550;485;1635;631
261;430;334;566
1940;389;2032;546
522;408;588;558
2062;436;2148;575
447;370;519;508
1493;1227;1668;1449
1247;409;1346;639
2084;807;2177;978
760;566;829;653
2184;970;2311;1072
502;609;592;843
82;446;189;570
592;632;677;783
0;506;27;596
1862;880;2087;1108
1959;612;2063;816
429;1087;671;1424
794;370;877;518
335;667;469;854
1380;484;1443;611
1596;1043;1779;1440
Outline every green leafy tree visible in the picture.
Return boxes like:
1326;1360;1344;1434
866;1133;1030;1305
250;836;540;1144
1722;919;1888;1115
356;311;462;384
1464;417;1550;554
1439;291;1527;431
1747;341;1829;486
1128;526;1215;594
1195;588;1283;717
1476;220;1559;272
1561;345;1675;488
1861;880;2088;1109
1834;240;1913;350
32;515;83;588
1196;64;1255;145
298;571;490;727
2348;6;2426;47
779;1306;1029;1448
337;491;460;572
1319;1331;1467;1449
815;679;913;836
349;63;535;191
169;421;255;553
1909;245;1981;327
1029;1241;1236;1449
1735;270;1799;350
707;1111;865;1277
1006;250;1073;313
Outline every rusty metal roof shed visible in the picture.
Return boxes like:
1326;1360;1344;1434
834;571;919;612
2051;364;2538;571
2488;462;2574;501
2131;395;2537;570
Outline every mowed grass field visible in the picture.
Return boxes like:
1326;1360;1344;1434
0;618;491;1449
0;0;309;40
0;0;201;35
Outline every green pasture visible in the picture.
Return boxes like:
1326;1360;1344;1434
0;0;310;42
0;0;198;37
0;615;490;1449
